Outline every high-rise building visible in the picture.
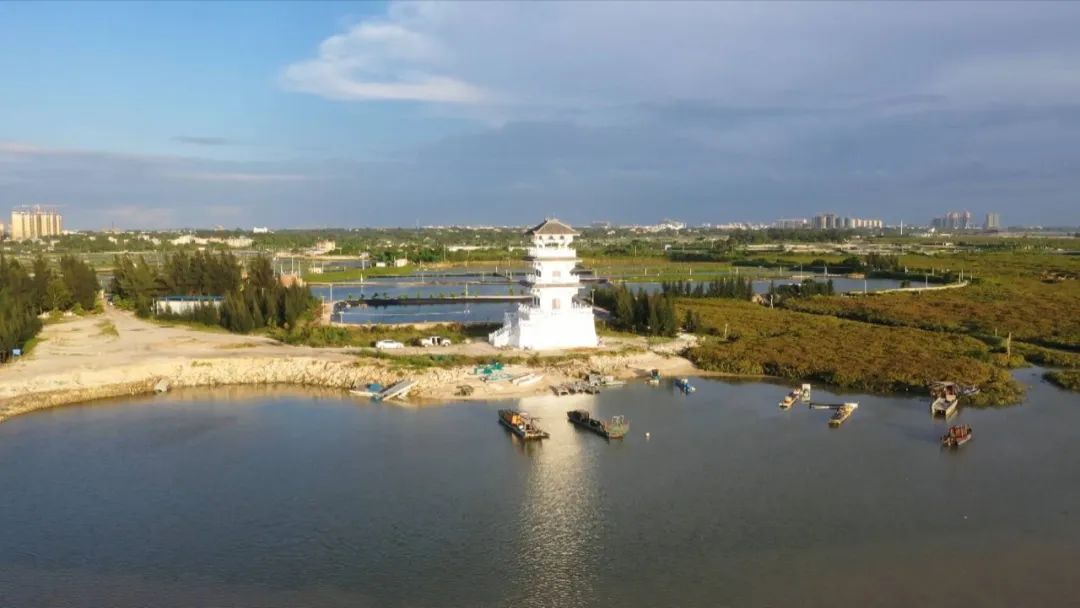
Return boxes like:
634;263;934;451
810;214;881;230
985;212;1001;230
775;218;808;229
10;206;63;241
932;210;975;231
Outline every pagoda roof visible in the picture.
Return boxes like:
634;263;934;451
526;218;579;236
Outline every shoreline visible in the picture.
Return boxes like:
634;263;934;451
0;354;704;424
0;309;703;424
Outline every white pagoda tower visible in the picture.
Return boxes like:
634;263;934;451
489;219;598;350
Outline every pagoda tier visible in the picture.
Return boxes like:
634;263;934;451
489;219;598;350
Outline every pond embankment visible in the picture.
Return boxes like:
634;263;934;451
0;309;699;423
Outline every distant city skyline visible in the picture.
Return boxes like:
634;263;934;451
3;2;1080;228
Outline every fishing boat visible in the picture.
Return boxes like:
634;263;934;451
942;425;973;448
674;378;696;394
566;410;629;439
930;381;960;417
647;369;661;385
828;403;859;427
498;409;549;440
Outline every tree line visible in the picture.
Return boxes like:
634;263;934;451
0;255;100;362
109;251;316;333
660;277;756;300
593;284;679;336
769;278;835;300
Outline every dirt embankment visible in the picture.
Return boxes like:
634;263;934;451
0;310;699;423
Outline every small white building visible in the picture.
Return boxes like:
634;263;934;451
154;295;224;315
489;219;598;350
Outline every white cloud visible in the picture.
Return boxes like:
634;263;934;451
929;52;1080;106
175;171;312;183
280;2;1080;117
0;141;71;157
280;21;488;103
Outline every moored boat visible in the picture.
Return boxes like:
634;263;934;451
647;369;661;385
828;403;858;427
942;425;973;448
779;388;800;409
930;381;960;417
498;409;549;440
674;378;696;394
566;410;629;439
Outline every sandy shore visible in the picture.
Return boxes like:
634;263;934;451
0;309;700;423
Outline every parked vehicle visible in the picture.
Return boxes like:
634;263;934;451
375;339;405;349
417;336;452;347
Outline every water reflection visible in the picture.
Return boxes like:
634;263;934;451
510;394;602;607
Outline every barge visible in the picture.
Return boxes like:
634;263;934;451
566;410;629;439
779;385;811;409
498;409;549;440
828;403;859;427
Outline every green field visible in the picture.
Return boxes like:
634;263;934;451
678;298;1024;405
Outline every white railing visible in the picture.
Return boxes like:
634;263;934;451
517;303;594;319
523;274;580;285
526;246;577;259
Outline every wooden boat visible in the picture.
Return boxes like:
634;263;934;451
566;410;629;439
828;403;858;427
930;381;960;417
942;425;973;448
674;378;696;394
498;409;549;440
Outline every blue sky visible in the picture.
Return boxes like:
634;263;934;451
2;1;1079;229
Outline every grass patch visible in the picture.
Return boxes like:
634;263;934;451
96;319;119;337
150;317;232;334
19;336;45;357
360;350;596;372
1044;370;1080;392
1015;344;1080;369
772;249;1080;351
273;322;499;348
678;298;1025;405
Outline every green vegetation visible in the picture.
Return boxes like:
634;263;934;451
679;298;1024;405
1044;370;1080;392
273;323;498;348
109;252;318;334
782;279;1080;351
1014;344;1080;369
593;284;678;336
1;254;100;363
660;277;756;300
96;319;119;337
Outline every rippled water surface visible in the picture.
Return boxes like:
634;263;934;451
1;371;1077;607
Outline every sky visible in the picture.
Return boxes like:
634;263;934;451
1;1;1079;229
